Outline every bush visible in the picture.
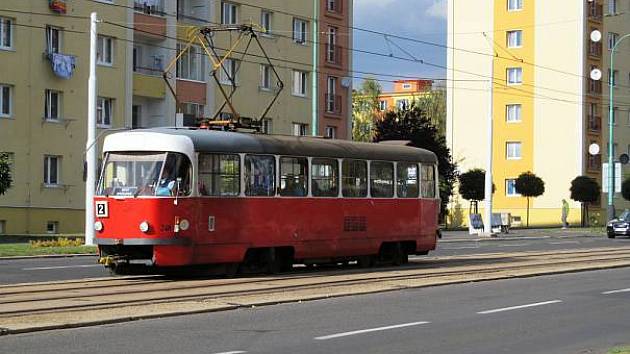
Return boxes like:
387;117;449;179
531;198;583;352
30;238;84;248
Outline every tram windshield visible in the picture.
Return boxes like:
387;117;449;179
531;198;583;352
97;152;191;197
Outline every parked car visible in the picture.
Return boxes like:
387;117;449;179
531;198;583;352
607;210;630;238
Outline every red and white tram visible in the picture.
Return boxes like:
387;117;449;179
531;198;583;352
94;128;440;274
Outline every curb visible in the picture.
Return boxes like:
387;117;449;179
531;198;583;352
0;253;97;261
440;234;604;243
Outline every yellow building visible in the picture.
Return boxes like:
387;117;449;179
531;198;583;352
0;1;129;235
446;0;626;227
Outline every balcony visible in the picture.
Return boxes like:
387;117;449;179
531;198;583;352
134;1;166;40
325;45;343;66
588;3;603;21
588;42;602;58
133;72;166;99
325;94;342;116
588;115;602;132
588;79;602;95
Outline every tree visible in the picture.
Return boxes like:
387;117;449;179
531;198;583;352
352;79;382;142
623;177;630;201
515;171;545;227
0;152;12;195
415;88;446;136
458;168;495;214
374;105;458;221
569;176;600;227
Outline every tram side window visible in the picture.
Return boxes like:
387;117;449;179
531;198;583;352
421;164;436;198
397;162;419;198
198;154;240;196
342;160;367;197
370;161;394;198
245;155;276;196
312;158;339;197
280;157;308;197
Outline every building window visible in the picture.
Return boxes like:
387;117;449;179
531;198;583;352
507;67;523;85
608;0;617;15
293;123;308;136
506;104;521;122
293;18;308;44
610;107;618;125
609;32;619;50
261;118;272;134
379;100;388;111
0;84;11;117
176;44;205;82
608;69;618;87
219;58;238;85
327;27;338;63
0;17;13;50
97;35;114;66
0;220;5;234
260;64;271;90
221;2;238;25
45;89;62;121
326;76;338;113
397;99;410;110
46;25;61;54
506;179;519;196
261;10;272;35
180;102;204;120
44;155;60;186
132;105;141;129
506;142;522;159
507;0;522;11
507;30;522;48
325;126;337;139
292;70;308;96
97;97;113;127
46;221;59;234
327;0;340;12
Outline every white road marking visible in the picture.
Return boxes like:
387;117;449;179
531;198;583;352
497;243;530;248
440;246;482;250
477;300;562;315
314;321;430;340
602;288;630;295
212;351;247;354
22;264;102;271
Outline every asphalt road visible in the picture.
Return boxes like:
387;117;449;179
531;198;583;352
1;235;629;285
2;267;629;353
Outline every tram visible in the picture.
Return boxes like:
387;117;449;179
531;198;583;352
94;128;440;274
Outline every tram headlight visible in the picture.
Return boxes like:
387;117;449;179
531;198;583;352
139;221;150;233
94;221;104;232
179;219;190;231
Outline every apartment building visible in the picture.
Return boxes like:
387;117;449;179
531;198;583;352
377;80;433;111
0;0;129;235
447;0;629;227
0;0;353;234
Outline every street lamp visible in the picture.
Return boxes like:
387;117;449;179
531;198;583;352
607;33;630;221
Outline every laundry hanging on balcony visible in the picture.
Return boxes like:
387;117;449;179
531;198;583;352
47;53;76;79
49;0;67;14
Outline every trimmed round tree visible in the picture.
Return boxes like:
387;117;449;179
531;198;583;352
458;168;494;214
515;171;545;227
0;153;12;196
569;176;601;227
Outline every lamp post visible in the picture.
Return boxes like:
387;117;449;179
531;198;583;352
607;33;630;221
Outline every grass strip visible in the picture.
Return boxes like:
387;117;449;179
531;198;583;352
0;243;97;257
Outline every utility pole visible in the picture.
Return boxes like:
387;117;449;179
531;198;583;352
482;32;495;236
85;12;98;246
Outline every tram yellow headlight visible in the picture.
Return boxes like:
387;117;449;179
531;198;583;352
94;221;104;232
139;221;150;233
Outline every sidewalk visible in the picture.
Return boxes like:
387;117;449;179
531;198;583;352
441;227;605;243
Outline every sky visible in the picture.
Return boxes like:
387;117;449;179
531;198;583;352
352;0;448;91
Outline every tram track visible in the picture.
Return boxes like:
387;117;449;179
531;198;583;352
2;247;630;320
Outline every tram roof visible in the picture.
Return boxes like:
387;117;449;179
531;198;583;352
115;128;438;164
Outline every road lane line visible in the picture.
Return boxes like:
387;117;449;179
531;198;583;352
497;243;531;248
439;246;482;250
314;321;430;340
602;288;630;295
477;300;563;315
22;265;102;271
